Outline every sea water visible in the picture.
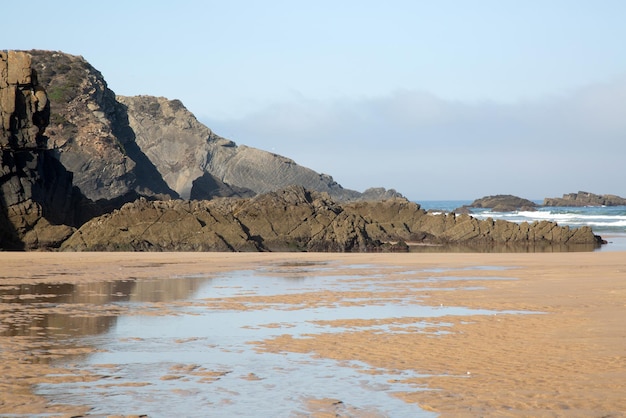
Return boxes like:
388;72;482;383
418;200;626;251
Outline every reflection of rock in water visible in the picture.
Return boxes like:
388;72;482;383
0;275;211;337
0;280;135;338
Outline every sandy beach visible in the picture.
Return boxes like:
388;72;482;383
1;251;625;417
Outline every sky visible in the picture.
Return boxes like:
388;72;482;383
4;0;626;200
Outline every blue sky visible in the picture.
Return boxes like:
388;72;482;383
4;1;626;200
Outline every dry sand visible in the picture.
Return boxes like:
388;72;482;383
0;251;624;417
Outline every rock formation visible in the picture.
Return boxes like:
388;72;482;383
29;50;177;204
117;95;365;201
457;195;538;213
29;51;391;203
61;185;603;252
0;51;81;249
543;191;626;207
1;50;606;252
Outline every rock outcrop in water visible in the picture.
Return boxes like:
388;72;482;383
543;191;626;207
456;195;538;213
61;185;603;252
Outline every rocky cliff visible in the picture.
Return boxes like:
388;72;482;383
0;51;81;249
117;95;368;201
544;191;626;207
29;50;177;204
29;50;389;203
1;50;606;252
61;185;603;252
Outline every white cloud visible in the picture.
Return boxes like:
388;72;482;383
203;76;626;200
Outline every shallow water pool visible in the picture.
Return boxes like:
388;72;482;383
5;263;532;417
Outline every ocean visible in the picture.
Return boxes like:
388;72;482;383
417;200;626;252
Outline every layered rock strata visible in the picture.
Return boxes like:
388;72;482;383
62;185;603;252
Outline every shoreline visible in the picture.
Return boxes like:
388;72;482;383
1;251;625;416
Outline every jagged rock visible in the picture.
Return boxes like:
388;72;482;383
61;185;603;252
543;191;626;207
62;186;376;252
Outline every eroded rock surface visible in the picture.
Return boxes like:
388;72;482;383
62;186;603;252
1;50;606;252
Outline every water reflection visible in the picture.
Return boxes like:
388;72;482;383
1;264;538;416
0;276;212;339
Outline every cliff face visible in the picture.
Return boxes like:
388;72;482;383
28;50;177;203
28;51;376;203
116;95;254;200
0;51;78;249
117;95;363;201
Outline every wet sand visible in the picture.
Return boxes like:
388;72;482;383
1;251;625;417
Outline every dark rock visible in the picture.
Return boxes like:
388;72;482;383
0;51;85;250
467;195;537;211
61;186;603;252
29;50;177;203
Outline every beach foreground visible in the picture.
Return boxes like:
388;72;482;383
1;251;624;417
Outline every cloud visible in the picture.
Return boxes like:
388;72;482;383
203;76;626;200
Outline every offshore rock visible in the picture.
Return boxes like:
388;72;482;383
543;191;626;207
61;186;603;252
458;194;538;212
